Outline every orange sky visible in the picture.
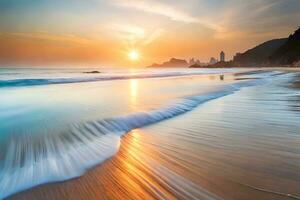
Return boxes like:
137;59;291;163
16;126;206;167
0;0;299;67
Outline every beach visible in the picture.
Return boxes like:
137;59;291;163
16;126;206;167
0;68;299;200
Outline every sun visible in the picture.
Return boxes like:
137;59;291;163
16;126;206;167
128;50;139;61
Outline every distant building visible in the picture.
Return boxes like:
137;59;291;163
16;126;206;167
188;58;204;66
209;57;218;65
220;51;225;62
189;58;195;65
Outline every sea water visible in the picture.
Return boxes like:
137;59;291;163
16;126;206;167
0;67;298;199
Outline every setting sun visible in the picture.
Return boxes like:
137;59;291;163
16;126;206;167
128;50;139;61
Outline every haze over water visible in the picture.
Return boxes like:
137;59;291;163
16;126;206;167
0;68;299;199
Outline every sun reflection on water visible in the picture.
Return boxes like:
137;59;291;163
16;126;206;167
130;79;138;107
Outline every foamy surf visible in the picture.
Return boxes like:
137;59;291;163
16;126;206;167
0;76;273;199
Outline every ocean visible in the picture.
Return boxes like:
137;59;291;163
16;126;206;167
0;67;299;199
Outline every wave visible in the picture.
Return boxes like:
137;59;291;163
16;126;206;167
0;78;269;199
0;70;236;88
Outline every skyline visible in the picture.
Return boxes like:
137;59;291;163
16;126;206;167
1;0;300;67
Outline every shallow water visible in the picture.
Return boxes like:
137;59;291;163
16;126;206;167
0;68;299;199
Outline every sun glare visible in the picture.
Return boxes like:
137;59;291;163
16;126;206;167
128;50;139;61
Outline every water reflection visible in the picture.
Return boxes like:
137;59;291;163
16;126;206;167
130;79;138;99
130;79;138;106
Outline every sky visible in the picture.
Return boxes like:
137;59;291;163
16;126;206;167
0;0;300;67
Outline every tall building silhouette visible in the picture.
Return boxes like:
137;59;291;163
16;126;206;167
220;51;225;62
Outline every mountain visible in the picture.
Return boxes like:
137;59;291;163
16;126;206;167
148;58;188;68
233;27;300;66
233;38;287;67
269;27;300;65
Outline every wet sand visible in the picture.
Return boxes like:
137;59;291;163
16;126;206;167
9;128;300;200
8;70;300;200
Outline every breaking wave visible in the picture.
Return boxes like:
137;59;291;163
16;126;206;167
0;78;269;199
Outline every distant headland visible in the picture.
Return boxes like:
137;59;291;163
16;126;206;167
148;27;300;68
147;58;189;68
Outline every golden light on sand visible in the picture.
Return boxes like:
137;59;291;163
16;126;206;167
128;50;139;61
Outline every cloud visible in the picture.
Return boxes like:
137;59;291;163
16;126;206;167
112;0;198;23
207;0;292;40
143;29;165;45
108;23;165;46
111;0;222;31
109;24;146;45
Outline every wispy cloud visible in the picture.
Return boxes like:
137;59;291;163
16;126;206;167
109;23;146;46
111;0;222;31
143;29;165;45
108;23;165;47
112;0;198;23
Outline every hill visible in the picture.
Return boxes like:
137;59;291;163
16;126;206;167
269;27;300;65
148;58;188;68
233;38;287;67
191;27;300;68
